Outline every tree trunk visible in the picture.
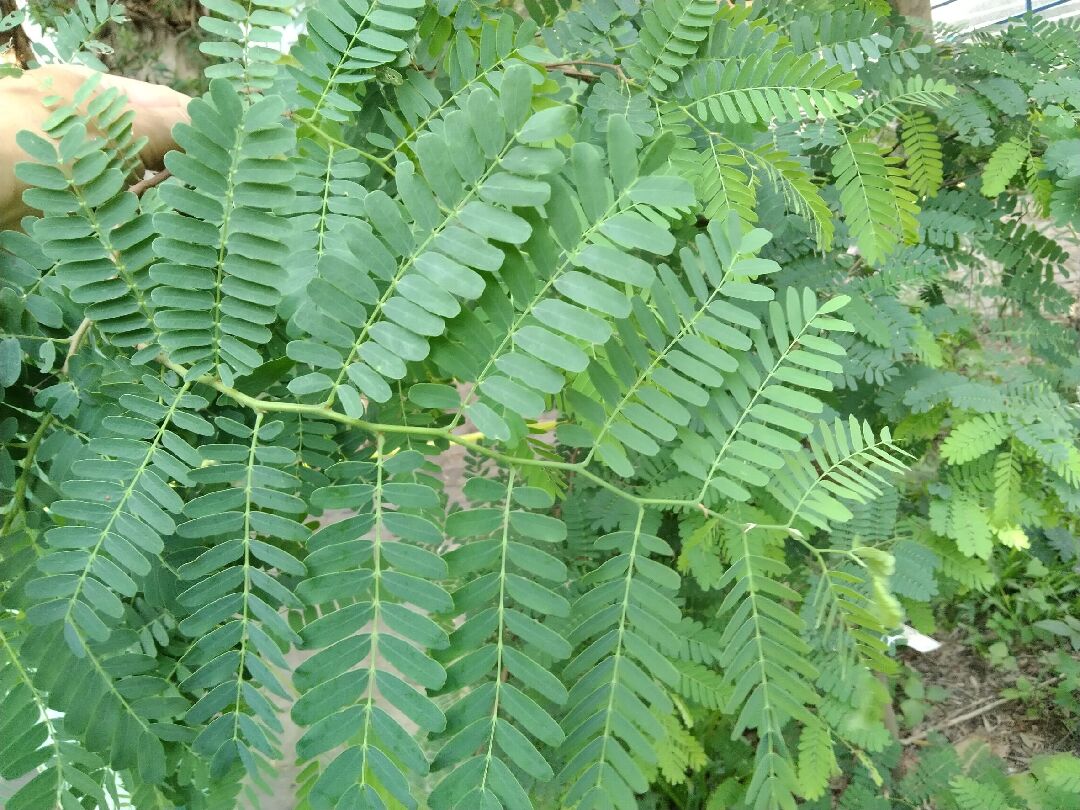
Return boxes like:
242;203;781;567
1;0;33;68
890;0;933;25
7;0;205;90
99;0;206;92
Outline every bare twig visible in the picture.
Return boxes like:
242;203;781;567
545;59;627;81
545;66;602;83
61;317;93;373
128;168;171;197
62;318;92;371
900;674;1066;745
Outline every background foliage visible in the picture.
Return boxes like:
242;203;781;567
2;0;1080;808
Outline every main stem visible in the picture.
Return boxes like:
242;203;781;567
156;356;780;532
1;414;54;535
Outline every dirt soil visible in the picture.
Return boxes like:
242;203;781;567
898;630;1080;771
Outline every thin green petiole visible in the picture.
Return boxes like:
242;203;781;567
157;355;778;528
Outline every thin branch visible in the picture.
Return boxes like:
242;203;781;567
545;60;628;82
455;419;559;444
878;672;902;740
61;317;92;373
128;168;171;197
0;413;54;535
545;66;603;83
292;114;395;175
153;353;781;532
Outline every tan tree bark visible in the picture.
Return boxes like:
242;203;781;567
890;0;933;26
99;0;206;91
0;0;33;68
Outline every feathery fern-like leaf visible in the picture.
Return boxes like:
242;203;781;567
854;76;955;129
290;65;571;420
676;48;860;126
832;130;915;265
683;133;758;230
287;0;424;125
570;218;778;477
153;81;296;383
19;121;159;350
199;0;296;91
371;13;536;157
716;527;815;810
950;775;1019;810
900;111;943;197
674;288;855;504
556;510;683;809
940;414;1009;465
18;622;173;784
992;446;1023;527
806;563;898;674
441;114;693;443
624;0;717;93
0;621;110;809
431;472;570;808
292;441;450;808
27;376;205;646
982;136;1031;198
774;418;909;530
176;412;309;777
797;718;838;801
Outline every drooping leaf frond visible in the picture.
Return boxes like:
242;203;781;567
431;472;569;808
624;0;717;93
556;510;683;809
17;622;173;784
716;528;815;810
176;412;308;776
290;442;450;807
790;8;893;72
153;82;296;383
742;142;834;249
807;564;898;674
539;0;639;60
